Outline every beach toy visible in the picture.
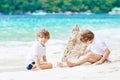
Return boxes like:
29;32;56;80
26;62;35;70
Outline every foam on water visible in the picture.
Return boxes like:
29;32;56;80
0;14;120;41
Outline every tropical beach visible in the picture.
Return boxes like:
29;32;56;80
0;0;120;79
0;14;120;79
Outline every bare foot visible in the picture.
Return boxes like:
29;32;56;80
31;67;39;71
31;66;40;71
66;60;76;67
57;62;68;68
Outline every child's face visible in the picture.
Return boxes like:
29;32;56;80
38;36;49;46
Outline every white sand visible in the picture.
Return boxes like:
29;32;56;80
0;28;120;80
0;61;120;80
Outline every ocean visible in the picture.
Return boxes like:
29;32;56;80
0;14;120;41
0;14;120;72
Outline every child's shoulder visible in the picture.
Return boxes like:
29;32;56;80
94;37;107;47
32;42;40;47
94;36;104;42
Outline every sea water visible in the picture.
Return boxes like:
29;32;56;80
0;14;120;72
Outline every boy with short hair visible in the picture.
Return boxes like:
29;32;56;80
26;29;52;70
58;29;110;67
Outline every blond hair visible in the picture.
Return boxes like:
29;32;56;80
36;29;50;39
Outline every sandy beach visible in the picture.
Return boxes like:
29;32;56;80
0;62;120;80
0;28;120;80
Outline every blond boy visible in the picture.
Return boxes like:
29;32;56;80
26;29;52;70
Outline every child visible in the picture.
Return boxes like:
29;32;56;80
58;29;110;67
26;29;52;70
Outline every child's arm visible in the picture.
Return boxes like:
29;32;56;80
43;56;47;62
95;48;110;65
34;55;41;69
84;49;91;54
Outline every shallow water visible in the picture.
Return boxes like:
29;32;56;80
0;14;120;41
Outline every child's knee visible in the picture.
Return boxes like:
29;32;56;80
86;52;93;57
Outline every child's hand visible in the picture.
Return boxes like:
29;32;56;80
95;60;103;65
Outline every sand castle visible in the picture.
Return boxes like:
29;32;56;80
62;24;87;62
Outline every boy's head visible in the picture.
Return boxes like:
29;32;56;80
36;29;50;43
80;29;94;44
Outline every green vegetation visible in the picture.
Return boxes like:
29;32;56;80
0;0;120;14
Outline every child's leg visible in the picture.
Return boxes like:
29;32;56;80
67;52;102;67
39;62;53;70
